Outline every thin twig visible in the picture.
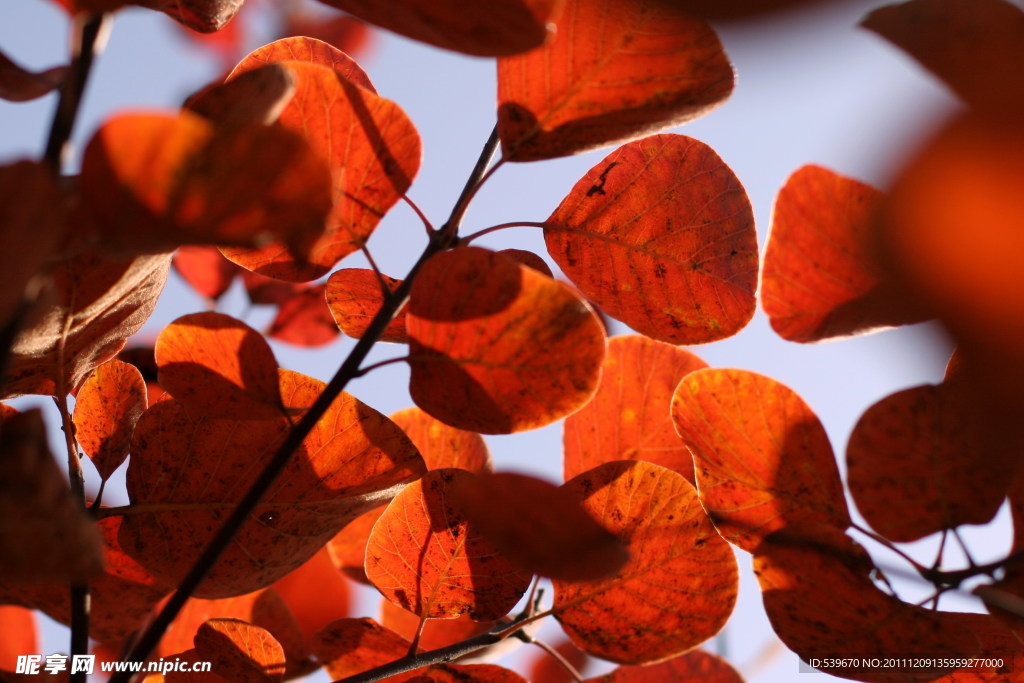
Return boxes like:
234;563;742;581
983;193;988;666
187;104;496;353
438;126;501;242
524;637;584;683
459;221;552;246
354;356;410;378
402;195;436;235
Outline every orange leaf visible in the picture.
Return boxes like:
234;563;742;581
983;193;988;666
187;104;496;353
862;0;1024;111
173;246;240;302
79;110;332;258
155;312;283;420
497;248;553;276
379;599;494;652
270;548;350;651
847;383;1014;542
546;135;757;344
407;247;605;434
231;36;375;93
365;468;532;619
311;617;408;679
326;269;408;343
316;0;556;57
188;618;285;682
0;410;103;582
671;368;850;552
389;664;528;682
222;58;419;281
281;15;375;60
553;461;737;664
761;165;928;343
72;359;147;479
137;0;245;33
243;271;302;306
584;649;743;682
266;284;340;347
390;407;492;473
497;0;733;161
326;507;383;584
0;50;66;102
452;471;628;580
184;64;297;128
0;606;36;671
564;334;707;483
119;369;424;597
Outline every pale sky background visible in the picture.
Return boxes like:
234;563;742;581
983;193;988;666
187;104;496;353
0;0;1012;681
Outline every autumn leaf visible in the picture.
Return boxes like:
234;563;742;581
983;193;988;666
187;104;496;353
379;599;495;652
407;247;605;434
156;312;284;420
222;56;419;281
671;368;850;551
312;617;408;679
280;15;374;61
118;369;425;597
136;0;245;33
266;284;340;347
389;407;492;473
72;359;148;479
564;335;707;483
243;271;302;306
761;165;929;343
0;49;66;102
862;0;1024;112
184;63;297;128
452;471;628;580
497;248;554;276
78;110;333;258
173;246;240;303
326;507;384;584
326;269;408;343
0;607;36;671
553;461;737;664
230;36;376;93
584;649;743;682
168;619;286;682
315;0;557;57
498;0;733;161
270;548;351;655
388;665;528;682
365;468;533;620
528;637;590;683
546;135;758;344
847;383;1015;542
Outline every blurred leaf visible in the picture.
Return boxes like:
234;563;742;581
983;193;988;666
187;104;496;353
270;548;351;653
0;607;36;671
136;0;245;33
266;284;340;347
184;64;297;128
0;50;65;102
326;507;382;584
584;649;743;682
527;637;590;683
173;246;240;302
390;407;492;472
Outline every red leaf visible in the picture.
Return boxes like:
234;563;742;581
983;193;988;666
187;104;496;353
173;246;240;302
281;15;375;60
222;56;419;281
497;248;553;276
497;0;733;161
761;165;928;342
231;36;375;93
72;359;148;479
671;368;850;552
584;649;743;682
365;468;532;620
379;599;495;652
389;407;492;472
0;50;66;102
407;247;606;434
156;312;284;420
326;507;383;584
862;0;1024;111
528;637;590;683
79;111;332;258
316;0;557;57
546;135;757;344
0;606;36;671
270;548;351;652
119;369;425;597
664;0;843;20
553;461;737;664
389;664;528;682
326;269;408;343
266;285;340;347
184;64;297;129
187;618;285;682
564;334;707;483
452;471;628;580
312;617;408;679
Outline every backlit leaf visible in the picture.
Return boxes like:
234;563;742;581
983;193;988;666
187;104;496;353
546;135;757;344
312;617;408;679
498;0;733;161
79;110;332;258
663;0;841;20
231;36;375;93
0;607;36;671
222;59;420;281
315;0;556;57
326;507;383;584
189;618;285;682
389;665;528;682
73;359;148;479
270;548;351;652
280;15;374;61
847;383;1014;542
379;599;495;652
156;312;283;420
0;50;65;102
407;247;605;434
243;271;302;306
564;335;707;483
119;369;425;597
452;471;628;580
862;0;1024;111
266;284;340;347
671;368;850;551
585;649;743;682
389;407;492;472
173;246;240;302
365;468;532;619
553;461;737;664
0;410;103;582
528;637;590;683
761;165;928;342
326;269;408;343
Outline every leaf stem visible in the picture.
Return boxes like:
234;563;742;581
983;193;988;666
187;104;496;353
109;126;508;682
525;637;585;683
459;221;552;246
402;195;436;235
439;126;502;242
44;12;109;173
354;356;410;378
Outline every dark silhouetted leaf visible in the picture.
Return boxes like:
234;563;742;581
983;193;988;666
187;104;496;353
498;0;732;160
564;335;707;483
326;269;408;343
672;368;850;551
0;50;65;102
762;165;928;342
546;135;757;344
553;461;737;664
73;359;147;479
138;0;245;33
365;468;532;620
407;247;605;434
